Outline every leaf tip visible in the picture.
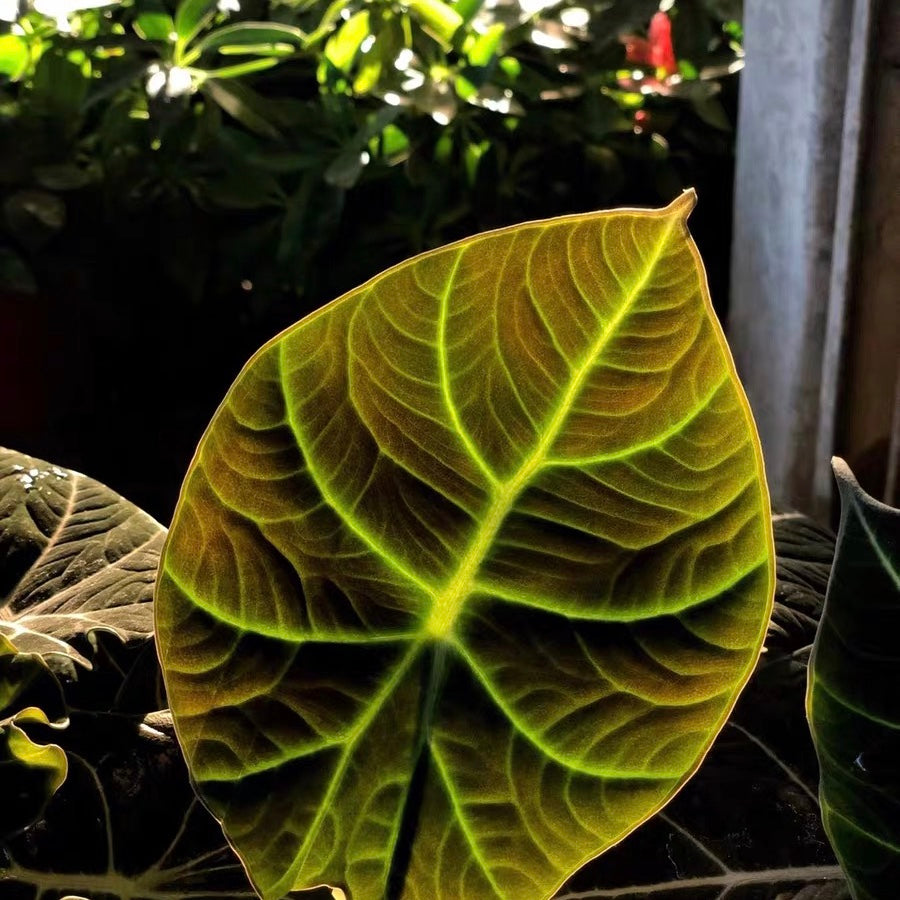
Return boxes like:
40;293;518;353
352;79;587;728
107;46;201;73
832;455;860;504
667;187;697;221
832;455;899;516
831;455;851;478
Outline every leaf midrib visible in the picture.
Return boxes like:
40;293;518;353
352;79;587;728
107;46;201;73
425;215;679;638
274;642;421;899
852;500;900;591
3;471;79;609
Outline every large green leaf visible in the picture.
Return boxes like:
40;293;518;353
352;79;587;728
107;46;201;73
807;459;900;899
0;512;826;900
558;513;847;900
0;448;165;677
156;193;775;900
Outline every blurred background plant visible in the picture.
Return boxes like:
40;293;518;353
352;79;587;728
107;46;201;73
0;0;743;519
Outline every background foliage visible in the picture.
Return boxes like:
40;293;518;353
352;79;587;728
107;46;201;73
0;0;743;521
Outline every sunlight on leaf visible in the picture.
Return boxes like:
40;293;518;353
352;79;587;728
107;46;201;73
157;194;774;900
0;448;165;677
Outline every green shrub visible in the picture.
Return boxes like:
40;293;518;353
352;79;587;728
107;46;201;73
0;0;743;309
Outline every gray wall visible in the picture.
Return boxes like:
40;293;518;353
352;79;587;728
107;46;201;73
728;0;876;516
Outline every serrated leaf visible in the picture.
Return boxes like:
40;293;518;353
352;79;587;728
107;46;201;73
0;449;165;676
807;459;900;899
156;194;774;900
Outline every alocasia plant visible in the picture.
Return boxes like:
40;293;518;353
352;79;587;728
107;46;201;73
0;449;268;900
155;192;776;900
807;459;900;900
0;446;164;844
0;450;842;900
0;448;164;677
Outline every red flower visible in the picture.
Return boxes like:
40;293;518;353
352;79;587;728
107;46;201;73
648;12;677;76
621;12;677;77
621;35;651;66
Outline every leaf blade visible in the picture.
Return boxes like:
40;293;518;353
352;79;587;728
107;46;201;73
0;448;165;674
156;197;775;900
807;459;900;899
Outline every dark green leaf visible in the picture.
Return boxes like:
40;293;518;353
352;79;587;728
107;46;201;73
0;449;165;678
325;105;399;187
0;247;36;295
32;164;93;192
275;173;344;272
807;459;900;900
769;512;835;660
197;166;285;209
3;191;64;231
201;79;281;138
671;0;716;62
323;146;367;187
29;54;88;120
691;97;732;132
3;191;65;251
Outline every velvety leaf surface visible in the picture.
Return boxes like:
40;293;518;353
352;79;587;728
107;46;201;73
807;459;900;899
770;513;835;641
0;635;68;839
0;449;165;674
555;513;847;899
0;512;812;900
156;194;775;900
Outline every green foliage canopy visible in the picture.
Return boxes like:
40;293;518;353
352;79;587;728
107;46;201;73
0;0;744;306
